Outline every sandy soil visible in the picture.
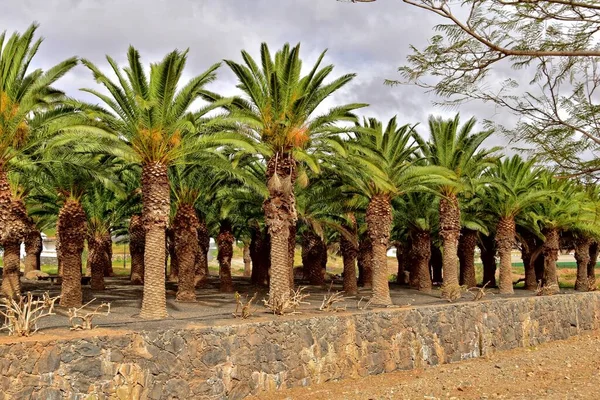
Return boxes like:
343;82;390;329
250;330;600;400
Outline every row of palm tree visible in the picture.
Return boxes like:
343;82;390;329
1;24;599;320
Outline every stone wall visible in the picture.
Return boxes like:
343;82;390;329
1;293;599;400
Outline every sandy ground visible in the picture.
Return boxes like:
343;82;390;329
250;330;600;400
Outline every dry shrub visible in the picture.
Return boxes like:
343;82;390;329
233;292;258;319
68;299;111;330
263;287;310;315
0;292;60;336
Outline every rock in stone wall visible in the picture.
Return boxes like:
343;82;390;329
0;293;599;400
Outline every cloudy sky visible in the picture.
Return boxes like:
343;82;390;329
1;0;512;145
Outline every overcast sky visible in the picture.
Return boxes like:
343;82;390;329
1;0;514;145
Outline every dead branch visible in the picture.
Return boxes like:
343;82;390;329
67;298;111;330
0;292;60;336
319;282;348;312
467;281;490;301
535;281;559;296
263;287;310;315
233;292;258;319
357;296;373;310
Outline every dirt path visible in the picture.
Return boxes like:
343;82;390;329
251;331;600;400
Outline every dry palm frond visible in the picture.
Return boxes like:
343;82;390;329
319;283;348;312
0;292;60;336
357;296;373;310
233;292;258;319
67;298;111;330
263;287;310;315
466;281;490;301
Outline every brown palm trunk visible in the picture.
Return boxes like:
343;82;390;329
395;240;410;285
302;231;325;285
139;162;169;319
574;237;591;291
366;194;393;305
102;233;113;277
288;223;296;289
250;226;270;286
24;229;42;274
87;234;107;291
167;228;178;282
479;234;497;287
542;228;560;294
588;242;598;290
263;153;296;303
519;230;539;290
439;194;461;300
0;194;28;298
243;242;252;277
174;203;199;302
358;236;374;288
129;215;145;285
217;220;234;293
56;232;63;277
195;220;210;286
496;217;516;294
459;228;478;288
341;217;358;295
430;244;443;283
412;230;432;292
58;199;86;307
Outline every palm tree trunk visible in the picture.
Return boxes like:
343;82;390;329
541;227;560;294
430;244;442;284
519;230;539;290
250;226;269;286
243;242;252;277
56;232;63;277
174;203;198;302
102;233;113;277
264;153;296;303
87;234;107;291
574;237;591;291
341;218;358;295
479;234;497;287
496;217;516;294
24;229;42;274
366;194;393;305
167;228;178;282
395;240;410;285
139;162;169;319
217;220;234;293
439;194;461;300
302;231;325;285
129;215;145;285
58;199;86;308
357;236;374;288
412;230;432;292
288;224;296;289
0;167;14;244
588;241;598;290
2;240;21;298
195;220;210;286
459;228;478;288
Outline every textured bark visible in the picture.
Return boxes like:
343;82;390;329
589;242;598;290
56;232;63;277
140;162;169;319
302;231;325;285
496;217;516;294
167;228;178;282
87;234;108;291
341;216;358;295
250;226;270;286
195;220;210;286
395;240;410;285
574;237;592;291
1;240;21;299
264;153;296;302
411;231;432;292
58;199;86;308
519;230;540;291
479;234;497;287
243;243;252;278
542;228;560;294
458;228;478;288
366;194;393;305
430;244;443;283
217;221;234;293
439;194;461;300
174;203;199;302
357;236;374;288
0;168;14;244
102;233;113;277
24;229;42;274
288;223;296;289
129;215;145;285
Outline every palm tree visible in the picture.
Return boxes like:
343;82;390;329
484;155;547;294
211;43;365;303
458;190;490;289
415;114;497;300
344;117;450;304
81;47;234;318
